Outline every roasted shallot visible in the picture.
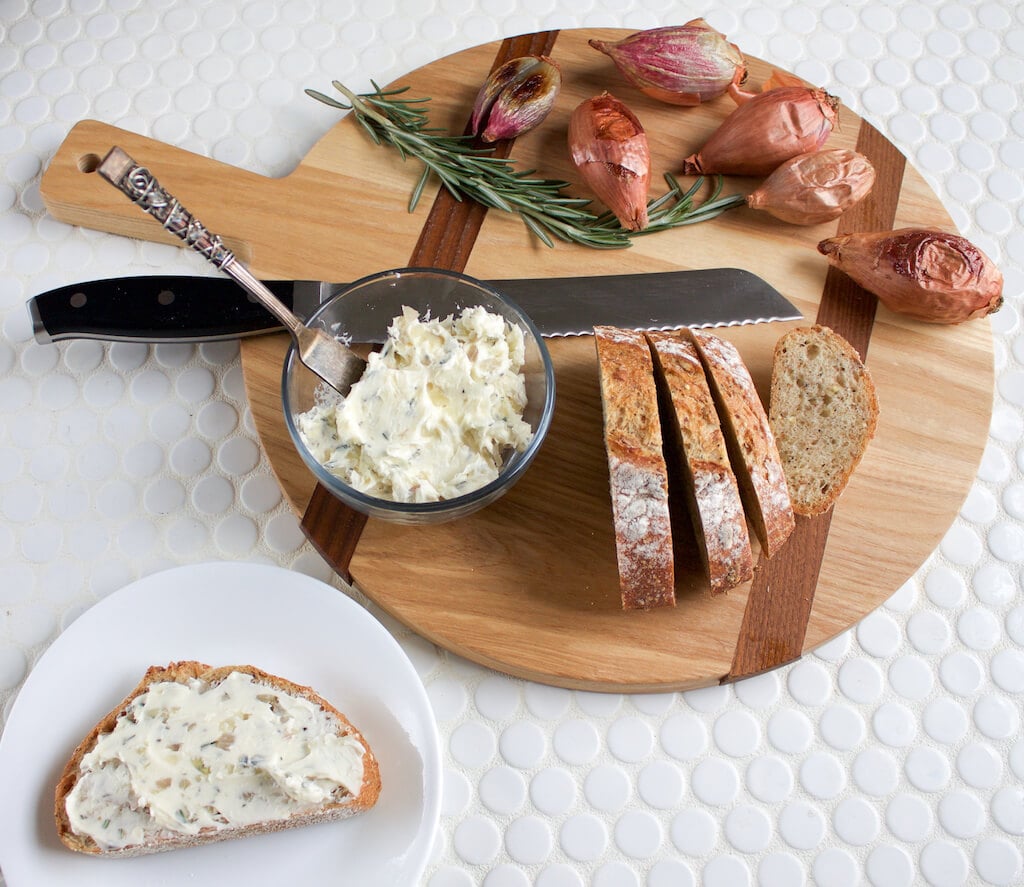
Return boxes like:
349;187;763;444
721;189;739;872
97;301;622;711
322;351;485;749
588;20;746;106
569;93;651;231
470;55;561;143
746;149;875;225
818;228;1003;323
682;86;839;176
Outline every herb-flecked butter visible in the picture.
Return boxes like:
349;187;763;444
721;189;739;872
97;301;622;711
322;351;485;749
297;305;533;502
64;671;366;850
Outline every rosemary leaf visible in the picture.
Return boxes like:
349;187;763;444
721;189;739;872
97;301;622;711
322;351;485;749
409;166;430;212
307;82;743;249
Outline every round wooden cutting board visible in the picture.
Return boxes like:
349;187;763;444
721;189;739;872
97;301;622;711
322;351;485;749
40;29;995;691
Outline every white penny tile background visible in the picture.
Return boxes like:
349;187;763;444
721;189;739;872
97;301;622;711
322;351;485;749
2;0;1024;885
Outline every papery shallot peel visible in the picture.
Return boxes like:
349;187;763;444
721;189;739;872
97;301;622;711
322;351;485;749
589;20;746;106
746;149;875;225
818;228;1003;324
682;86;839;176
569;93;651;231
470;55;561;143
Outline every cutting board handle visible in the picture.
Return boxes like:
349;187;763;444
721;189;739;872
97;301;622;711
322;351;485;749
41;119;278;267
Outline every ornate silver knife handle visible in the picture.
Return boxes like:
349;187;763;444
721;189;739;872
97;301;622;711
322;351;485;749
94;145;366;394
97;147;235;269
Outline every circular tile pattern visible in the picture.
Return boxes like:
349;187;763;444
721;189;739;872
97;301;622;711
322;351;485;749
670;809;717;857
713;710;761;757
886;793;933;843
505;815;553;865
614;810;663;858
607;716;654;763
500;721;547;769
690;759;740;807
660;712;707;761
723;805;772;853
560;813;607;862
553;719;600;766
778;801;826;850
3;5;1024;887
584;764;631;814
956;742;1003;790
745;755;794;804
636;760;684;810
530;767;576;817
479;766;526;816
813;849;859;887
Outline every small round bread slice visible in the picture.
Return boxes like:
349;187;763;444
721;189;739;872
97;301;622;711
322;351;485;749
55;661;382;857
768;325;879;516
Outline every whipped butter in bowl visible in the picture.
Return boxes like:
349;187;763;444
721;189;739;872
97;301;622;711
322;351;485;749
282;268;556;524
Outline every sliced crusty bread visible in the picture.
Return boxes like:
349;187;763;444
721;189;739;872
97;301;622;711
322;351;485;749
593;326;676;610
55;661;381;857
690;330;795;557
647;330;753;593
768;325;879;516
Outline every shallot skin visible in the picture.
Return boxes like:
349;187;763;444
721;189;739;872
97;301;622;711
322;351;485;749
818;228;1003;324
746;149;876;225
682;86;839;176
569;93;651;231
589;20;746;107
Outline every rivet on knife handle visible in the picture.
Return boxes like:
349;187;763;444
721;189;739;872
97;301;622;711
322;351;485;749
96;146;366;395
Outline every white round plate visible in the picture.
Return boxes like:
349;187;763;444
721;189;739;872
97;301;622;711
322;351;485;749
0;562;442;887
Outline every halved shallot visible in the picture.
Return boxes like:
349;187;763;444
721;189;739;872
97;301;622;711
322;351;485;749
470;55;561;143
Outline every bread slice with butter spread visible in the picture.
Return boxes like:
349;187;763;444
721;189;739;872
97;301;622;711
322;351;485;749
55;661;381;857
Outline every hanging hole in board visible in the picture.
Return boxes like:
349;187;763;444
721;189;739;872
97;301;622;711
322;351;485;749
78;154;102;174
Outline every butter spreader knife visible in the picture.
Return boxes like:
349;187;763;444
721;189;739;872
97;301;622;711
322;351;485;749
29;268;802;345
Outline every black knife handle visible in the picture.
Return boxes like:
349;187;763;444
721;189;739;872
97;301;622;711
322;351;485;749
30;277;291;343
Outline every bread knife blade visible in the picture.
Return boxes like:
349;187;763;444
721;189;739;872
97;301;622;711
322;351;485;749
28;268;802;344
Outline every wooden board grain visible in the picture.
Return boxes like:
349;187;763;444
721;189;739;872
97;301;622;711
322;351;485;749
40;30;995;691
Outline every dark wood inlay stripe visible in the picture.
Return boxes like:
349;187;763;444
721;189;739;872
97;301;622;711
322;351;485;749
300;31;560;582
725;119;907;682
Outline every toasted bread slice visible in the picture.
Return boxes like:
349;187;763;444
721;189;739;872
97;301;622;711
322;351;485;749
55;661;381;857
690;330;795;556
648;330;753;593
594;326;675;610
768;325;879;516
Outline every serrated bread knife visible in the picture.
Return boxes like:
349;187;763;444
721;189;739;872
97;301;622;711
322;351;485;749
29;268;802;345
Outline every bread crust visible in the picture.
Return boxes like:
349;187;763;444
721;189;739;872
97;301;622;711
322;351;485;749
690;330;795;557
594;326;675;610
768;324;879;516
648;331;754;593
55;661;382;857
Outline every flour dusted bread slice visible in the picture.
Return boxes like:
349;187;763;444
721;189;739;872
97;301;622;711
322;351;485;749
55;661;381;857
647;331;753;593
769;325;879;516
690;330;795;557
594;326;675;609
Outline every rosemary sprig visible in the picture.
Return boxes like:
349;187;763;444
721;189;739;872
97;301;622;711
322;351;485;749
306;82;743;249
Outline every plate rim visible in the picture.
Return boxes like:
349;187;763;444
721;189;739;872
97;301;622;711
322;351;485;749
0;561;442;887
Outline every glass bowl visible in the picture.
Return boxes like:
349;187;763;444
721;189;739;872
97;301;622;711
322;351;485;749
281;267;556;524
